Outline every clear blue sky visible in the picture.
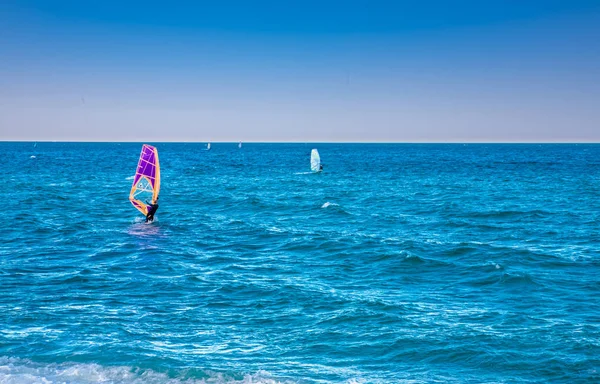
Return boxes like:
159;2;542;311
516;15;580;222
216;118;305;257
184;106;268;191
1;1;600;141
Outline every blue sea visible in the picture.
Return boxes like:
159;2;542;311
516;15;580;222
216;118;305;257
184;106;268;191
1;142;599;383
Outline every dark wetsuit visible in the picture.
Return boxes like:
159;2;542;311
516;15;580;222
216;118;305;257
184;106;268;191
319;164;324;171
145;201;159;222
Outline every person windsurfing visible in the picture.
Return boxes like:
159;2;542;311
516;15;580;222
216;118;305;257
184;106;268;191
319;164;323;171
145;197;159;222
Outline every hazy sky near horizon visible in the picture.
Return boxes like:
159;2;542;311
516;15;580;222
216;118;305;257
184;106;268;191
1;1;600;142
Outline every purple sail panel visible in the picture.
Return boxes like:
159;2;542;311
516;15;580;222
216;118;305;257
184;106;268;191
132;145;157;187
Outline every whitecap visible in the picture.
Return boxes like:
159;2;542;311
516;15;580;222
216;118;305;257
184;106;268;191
0;327;63;339
47;182;72;187
0;357;293;384
347;379;367;384
321;202;339;208
486;261;502;270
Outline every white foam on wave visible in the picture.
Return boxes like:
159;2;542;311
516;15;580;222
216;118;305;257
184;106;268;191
0;327;64;339
486;261;502;270
131;216;160;225
0;357;293;384
125;175;135;180
321;202;339;209
47;181;73;187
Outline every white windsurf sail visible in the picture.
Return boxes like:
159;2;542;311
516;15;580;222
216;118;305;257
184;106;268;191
310;149;321;172
207;143;211;150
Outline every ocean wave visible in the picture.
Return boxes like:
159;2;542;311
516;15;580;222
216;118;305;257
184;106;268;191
467;271;538;288
321;202;338;209
3;143;600;383
0;358;293;384
47;182;73;187
498;272;538;286
320;202;351;215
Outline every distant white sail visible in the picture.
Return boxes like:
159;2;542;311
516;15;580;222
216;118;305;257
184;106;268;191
238;141;242;149
207;143;211;150
310;149;321;172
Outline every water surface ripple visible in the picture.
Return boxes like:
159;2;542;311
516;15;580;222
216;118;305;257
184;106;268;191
1;143;599;383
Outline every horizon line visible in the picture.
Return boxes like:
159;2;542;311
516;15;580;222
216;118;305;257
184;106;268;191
2;140;600;144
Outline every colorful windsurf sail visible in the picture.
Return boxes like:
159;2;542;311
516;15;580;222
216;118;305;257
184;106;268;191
129;144;160;216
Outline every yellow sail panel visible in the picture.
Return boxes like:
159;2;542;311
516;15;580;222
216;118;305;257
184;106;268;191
129;144;160;216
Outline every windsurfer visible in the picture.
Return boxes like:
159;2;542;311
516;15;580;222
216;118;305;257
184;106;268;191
145;197;159;222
